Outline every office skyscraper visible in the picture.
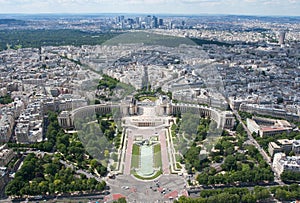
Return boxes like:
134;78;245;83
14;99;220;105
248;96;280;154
151;16;158;28
279;31;286;45
159;19;164;26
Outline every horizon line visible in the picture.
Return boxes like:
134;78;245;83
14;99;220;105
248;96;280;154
0;12;300;18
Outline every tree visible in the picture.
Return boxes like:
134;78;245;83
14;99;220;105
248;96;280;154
38;181;49;194
96;181;106;191
236;123;246;136
113;197;127;203
222;155;237;171
90;159;98;169
44;163;59;176
277;97;284;104
197;173;209;185
57;143;67;154
0;94;13;104
97;165;108;176
5;176;24;196
281;170;300;182
184;145;201;171
207;192;239;203
43;141;54;152
241;193;257;203
275;188;287;200
254;186;270;200
111;153;118;161
246;145;259;158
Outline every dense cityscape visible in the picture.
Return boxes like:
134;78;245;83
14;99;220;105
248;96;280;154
0;12;300;203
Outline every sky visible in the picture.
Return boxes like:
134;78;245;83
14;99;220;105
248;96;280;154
0;0;299;16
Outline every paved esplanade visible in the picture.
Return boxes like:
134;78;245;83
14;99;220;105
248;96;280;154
123;106;171;175
107;174;186;202
104;104;190;202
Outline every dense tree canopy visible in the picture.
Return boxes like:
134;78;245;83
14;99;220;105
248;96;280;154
6;111;108;197
176;185;300;203
0;30;118;50
175;187;271;203
0;94;13;104
5;154;106;196
281;171;300;183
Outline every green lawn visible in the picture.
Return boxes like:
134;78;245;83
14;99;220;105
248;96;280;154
104;31;195;47
131;144;140;169
133;170;162;180
176;162;182;169
138;96;157;102
153;144;162;168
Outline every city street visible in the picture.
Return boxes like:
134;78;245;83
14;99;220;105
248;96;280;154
106;174;187;202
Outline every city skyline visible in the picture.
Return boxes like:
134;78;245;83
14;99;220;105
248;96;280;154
1;3;300;201
0;0;299;16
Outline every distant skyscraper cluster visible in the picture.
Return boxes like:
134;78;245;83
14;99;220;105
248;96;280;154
114;15;165;29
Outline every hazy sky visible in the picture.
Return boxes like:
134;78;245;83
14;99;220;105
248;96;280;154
0;0;299;16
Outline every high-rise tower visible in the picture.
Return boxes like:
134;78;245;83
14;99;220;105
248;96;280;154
279;31;286;45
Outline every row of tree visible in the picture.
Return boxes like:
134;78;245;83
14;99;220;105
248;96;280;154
176;186;270;203
197;165;274;185
281;170;300;183
176;184;300;203
270;184;300;201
